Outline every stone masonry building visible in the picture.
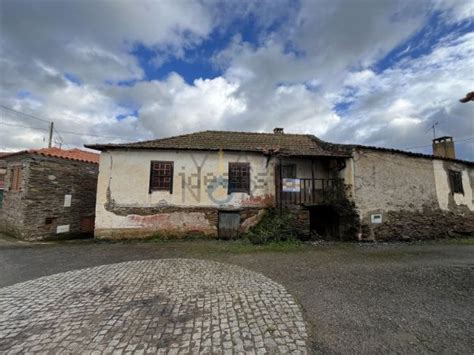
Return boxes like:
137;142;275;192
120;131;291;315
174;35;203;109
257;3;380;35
0;148;99;241
87;129;474;241
0;152;8;207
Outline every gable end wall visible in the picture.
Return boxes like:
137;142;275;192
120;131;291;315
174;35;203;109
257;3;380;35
353;149;474;240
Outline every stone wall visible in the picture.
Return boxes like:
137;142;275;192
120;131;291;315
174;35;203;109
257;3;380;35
352;148;474;240
0;159;30;237
370;208;474;240
95;205;264;240
0;155;98;241
0;156;6;190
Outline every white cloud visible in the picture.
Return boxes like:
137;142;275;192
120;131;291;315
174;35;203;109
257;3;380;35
433;0;474;23
325;32;474;157
0;0;473;160
0;0;213;85
133;74;247;136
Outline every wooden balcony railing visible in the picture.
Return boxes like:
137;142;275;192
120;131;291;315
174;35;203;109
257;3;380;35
276;178;344;206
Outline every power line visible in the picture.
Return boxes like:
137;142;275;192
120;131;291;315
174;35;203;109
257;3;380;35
0;122;49;131
0;122;126;140
56;128;126;139
0;105;126;140
0;105;51;124
53;126;65;147
405;136;474;150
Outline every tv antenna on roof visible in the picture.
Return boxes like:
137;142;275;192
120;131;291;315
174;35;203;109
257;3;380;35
428;121;439;139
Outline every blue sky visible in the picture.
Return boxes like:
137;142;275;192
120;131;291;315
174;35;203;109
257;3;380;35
1;0;473;159
374;11;474;73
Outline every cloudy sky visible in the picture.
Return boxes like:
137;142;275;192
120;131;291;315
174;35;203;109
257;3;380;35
0;0;473;159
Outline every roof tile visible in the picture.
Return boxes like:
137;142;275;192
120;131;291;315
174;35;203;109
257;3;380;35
1;148;99;164
86;130;350;157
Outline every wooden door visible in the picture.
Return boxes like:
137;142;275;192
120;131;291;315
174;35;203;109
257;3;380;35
218;212;241;239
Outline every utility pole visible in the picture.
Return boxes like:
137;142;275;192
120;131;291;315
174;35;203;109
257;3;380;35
48;121;54;148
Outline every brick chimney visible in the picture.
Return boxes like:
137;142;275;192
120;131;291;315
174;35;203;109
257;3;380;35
273;127;284;134
432;136;455;159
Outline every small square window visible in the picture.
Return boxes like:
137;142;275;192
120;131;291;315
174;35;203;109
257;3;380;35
149;161;174;193
228;162;250;194
448;170;464;194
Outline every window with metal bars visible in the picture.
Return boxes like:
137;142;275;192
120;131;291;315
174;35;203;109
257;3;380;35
149;161;174;193
228;162;250;194
448;170;463;194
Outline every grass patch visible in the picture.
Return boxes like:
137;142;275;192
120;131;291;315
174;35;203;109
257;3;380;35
433;236;474;246
146;232;214;242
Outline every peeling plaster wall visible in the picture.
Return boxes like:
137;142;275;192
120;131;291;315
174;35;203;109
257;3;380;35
433;160;474;211
353;149;439;215
353;148;474;240
95;149;283;238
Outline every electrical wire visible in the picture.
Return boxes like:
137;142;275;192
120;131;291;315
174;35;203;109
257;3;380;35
0;105;51;124
0;122;125;140
405;137;474;150
1;105;126;140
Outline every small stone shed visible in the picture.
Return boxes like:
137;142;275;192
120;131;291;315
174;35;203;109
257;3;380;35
0;148;99;241
0;152;8;206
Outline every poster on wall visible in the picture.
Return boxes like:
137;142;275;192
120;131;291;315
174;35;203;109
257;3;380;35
282;178;300;192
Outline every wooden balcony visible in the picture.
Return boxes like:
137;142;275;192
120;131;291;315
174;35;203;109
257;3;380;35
276;178;344;206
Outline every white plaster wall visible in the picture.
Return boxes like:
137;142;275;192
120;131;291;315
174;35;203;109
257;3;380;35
95;149;345;232
352;149;440;217
433;160;474;211
104;149;273;206
353;149;474;219
340;158;355;197
96;149;276;230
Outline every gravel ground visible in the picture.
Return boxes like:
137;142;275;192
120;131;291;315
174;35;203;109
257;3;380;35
1;236;473;354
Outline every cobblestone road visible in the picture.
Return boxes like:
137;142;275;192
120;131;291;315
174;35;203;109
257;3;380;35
0;259;307;354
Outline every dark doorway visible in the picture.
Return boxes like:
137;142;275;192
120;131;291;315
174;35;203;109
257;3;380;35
309;205;340;239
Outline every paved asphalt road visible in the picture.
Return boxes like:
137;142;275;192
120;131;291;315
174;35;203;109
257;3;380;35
1;236;473;354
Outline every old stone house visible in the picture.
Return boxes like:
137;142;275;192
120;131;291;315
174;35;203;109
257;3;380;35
0;148;99;241
86;130;474;241
0;152;8;207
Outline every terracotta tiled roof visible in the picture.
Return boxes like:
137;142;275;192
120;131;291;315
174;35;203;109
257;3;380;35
1;148;99;164
86;130;351;157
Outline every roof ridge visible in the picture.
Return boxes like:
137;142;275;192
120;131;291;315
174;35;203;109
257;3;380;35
1;147;99;164
203;130;313;136
121;130;210;146
115;130;317;148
